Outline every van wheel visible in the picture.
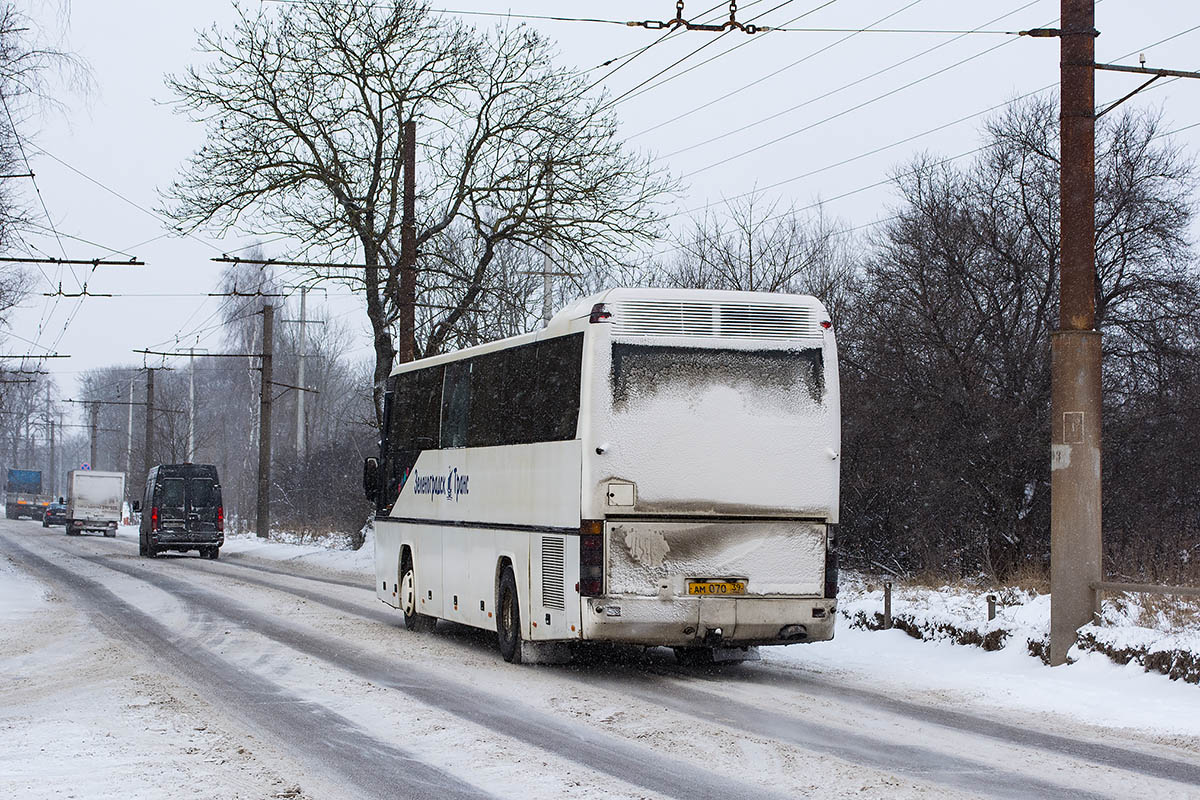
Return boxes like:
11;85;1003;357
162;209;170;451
496;566;523;664
103;529;116;538
205;547;220;560
399;562;435;632
138;535;147;556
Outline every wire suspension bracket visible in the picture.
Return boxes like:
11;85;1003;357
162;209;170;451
632;1;770;34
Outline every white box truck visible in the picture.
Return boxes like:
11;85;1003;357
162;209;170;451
66;470;125;537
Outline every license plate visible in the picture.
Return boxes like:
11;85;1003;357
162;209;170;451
687;581;746;596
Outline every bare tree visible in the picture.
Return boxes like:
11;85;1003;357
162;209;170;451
164;0;672;422
663;194;858;322
841;98;1198;580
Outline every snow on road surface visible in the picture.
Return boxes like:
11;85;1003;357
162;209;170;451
2;518;1198;800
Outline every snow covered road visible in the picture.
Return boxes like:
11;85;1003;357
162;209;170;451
2;519;1198;799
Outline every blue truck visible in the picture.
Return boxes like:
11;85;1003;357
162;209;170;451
5;468;52;520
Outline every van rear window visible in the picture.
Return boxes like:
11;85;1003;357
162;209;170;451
162;478;185;507
189;479;217;507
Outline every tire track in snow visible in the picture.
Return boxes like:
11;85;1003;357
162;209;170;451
165;539;1200;794
23;534;795;800
0;532;493;800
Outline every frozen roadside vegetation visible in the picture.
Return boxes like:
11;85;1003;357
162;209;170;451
833;572;1200;685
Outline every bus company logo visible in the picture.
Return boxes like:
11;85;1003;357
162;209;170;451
411;468;470;502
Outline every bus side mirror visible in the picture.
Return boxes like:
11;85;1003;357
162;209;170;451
131;500;142;513
363;457;379;502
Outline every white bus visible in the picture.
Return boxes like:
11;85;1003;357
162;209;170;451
366;287;840;664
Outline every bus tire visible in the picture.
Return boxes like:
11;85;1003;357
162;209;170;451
673;646;715;666
400;561;435;632
496;566;523;664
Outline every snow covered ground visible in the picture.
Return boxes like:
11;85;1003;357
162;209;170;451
209;527;1200;740
4;519;1199;799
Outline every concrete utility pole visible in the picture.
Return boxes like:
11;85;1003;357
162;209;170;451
398;119;417;364
88;402;100;470
256;304;274;539
45;387;55;496
143;368;155;488
296;288;307;459
188;349;196;462
126;377;134;479
1050;0;1102;666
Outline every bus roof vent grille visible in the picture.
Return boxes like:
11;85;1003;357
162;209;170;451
610;299;822;341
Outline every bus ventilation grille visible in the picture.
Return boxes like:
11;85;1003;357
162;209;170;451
611;300;823;341
541;537;566;611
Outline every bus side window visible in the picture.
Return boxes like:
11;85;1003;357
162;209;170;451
441;361;471;449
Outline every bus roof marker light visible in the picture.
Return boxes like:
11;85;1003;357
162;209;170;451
589;303;613;323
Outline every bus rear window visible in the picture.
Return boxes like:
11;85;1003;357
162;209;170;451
611;344;824;409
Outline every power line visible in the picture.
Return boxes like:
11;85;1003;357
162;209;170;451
600;0;788;111
28;145;224;254
613;0;850;113
677;9;1054;179
655;0;1038;157
673;21;1200;220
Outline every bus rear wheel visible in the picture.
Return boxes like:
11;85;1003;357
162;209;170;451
496;566;522;664
400;562;435;632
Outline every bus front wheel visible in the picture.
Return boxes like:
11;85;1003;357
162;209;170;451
496;566;523;664
400;561;435;633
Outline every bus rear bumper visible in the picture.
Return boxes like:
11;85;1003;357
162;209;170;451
580;595;836;647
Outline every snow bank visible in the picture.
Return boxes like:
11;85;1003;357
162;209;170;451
832;573;1200;687
0;555;49;621
220;519;375;575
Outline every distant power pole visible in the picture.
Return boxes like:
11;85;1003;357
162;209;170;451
256;303;274;539
143;368;155;485
1050;0;1101;666
188;348;196;462
88;402;100;470
126;376;134;479
48;417;55;498
295;288;308;459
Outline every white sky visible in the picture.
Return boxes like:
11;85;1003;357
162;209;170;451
8;0;1200;419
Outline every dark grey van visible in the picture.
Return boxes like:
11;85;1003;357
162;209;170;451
134;464;224;559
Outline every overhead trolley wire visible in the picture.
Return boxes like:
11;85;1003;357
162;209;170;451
677;5;1063;180
613;0;842;112
600;0;788;111
629;0;921;137
588;2;765;94
654;0;1037;156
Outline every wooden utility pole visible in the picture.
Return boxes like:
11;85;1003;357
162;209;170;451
126;377;134;480
187;348;196;462
398;119;417;364
1050;0;1102;666
256;304;274;538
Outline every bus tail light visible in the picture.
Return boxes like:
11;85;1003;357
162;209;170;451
217;506;224;532
588;303;613;324
580;519;604;596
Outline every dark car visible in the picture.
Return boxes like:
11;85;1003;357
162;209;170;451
41;500;67;528
133;464;224;559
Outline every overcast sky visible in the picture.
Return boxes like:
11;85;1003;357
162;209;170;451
8;0;1200;417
